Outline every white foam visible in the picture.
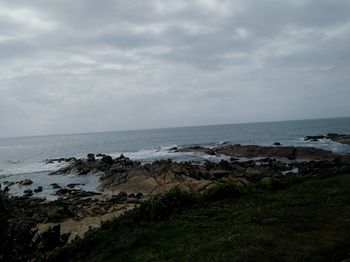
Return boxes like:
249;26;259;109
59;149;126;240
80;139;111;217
1;171;101;200
0;159;69;178
284;137;350;154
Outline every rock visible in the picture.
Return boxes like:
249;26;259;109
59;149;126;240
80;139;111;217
135;192;144;199
51;183;61;189
170;146;178;151
326;133;350;145
304;135;325;141
101;155;113;165
205;149;216;155
3;186;9;192
96;153;106;157
23;189;33;197
87;153;95;162
67;183;84;189
34;186;43;193
3;181;15;186
273;142;281;146
20;179;33;186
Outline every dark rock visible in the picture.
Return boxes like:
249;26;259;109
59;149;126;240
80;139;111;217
34;186;43;193
326;133;350;145
23;189;33;197
136;192;144;199
273;142;281;146
96;153;106;157
51;183;61;189
304;135;325;141
87;153;95;162
170;146;178;151
67;183;84;189
111;191;128;203
20;179;33;186
3;181;15;186
101;155;113;165
55;188;71;195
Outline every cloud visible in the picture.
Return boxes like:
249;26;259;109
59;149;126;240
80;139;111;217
0;0;349;137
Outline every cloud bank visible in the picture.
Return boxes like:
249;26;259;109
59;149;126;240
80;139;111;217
0;0;349;137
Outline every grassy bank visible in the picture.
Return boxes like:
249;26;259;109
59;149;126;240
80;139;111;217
41;174;350;262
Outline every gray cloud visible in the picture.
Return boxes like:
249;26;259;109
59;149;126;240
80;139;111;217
0;0;349;137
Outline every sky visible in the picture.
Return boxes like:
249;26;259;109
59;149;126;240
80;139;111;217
0;0;349;138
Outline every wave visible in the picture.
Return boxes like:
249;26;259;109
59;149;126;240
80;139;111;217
0;159;70;177
285;137;350;154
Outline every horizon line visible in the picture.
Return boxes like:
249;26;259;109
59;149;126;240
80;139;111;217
1;115;349;140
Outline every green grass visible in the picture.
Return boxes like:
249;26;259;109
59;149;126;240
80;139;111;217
41;174;350;262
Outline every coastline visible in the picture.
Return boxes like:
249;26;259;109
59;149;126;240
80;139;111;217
1;134;350;260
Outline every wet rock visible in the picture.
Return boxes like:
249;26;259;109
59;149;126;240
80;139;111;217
34;186;43;193
170;146;178;151
51;183;61;189
96;153;106;157
23;189;33;197
20;179;33;186
304;135;325;141
273;142;281;146
55;188;72;195
87;153;95;162
326;133;350;145
67;183;84;189
3;181;15;187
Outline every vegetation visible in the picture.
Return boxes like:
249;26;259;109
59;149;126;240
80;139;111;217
39;174;350;261
0;188;9;259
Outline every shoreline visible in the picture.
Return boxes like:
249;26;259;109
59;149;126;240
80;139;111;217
1;136;350;260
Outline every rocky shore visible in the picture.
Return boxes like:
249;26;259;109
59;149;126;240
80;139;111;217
304;133;350;145
1;142;350;261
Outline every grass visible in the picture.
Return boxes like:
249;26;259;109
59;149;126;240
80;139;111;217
40;174;350;262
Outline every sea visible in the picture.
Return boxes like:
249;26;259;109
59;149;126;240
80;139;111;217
1;117;349;199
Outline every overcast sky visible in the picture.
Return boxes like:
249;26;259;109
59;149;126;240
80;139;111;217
0;0;349;137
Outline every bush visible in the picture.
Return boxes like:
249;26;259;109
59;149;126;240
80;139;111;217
202;183;246;201
0;189;9;258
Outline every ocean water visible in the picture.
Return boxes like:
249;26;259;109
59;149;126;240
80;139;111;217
1;117;349;198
